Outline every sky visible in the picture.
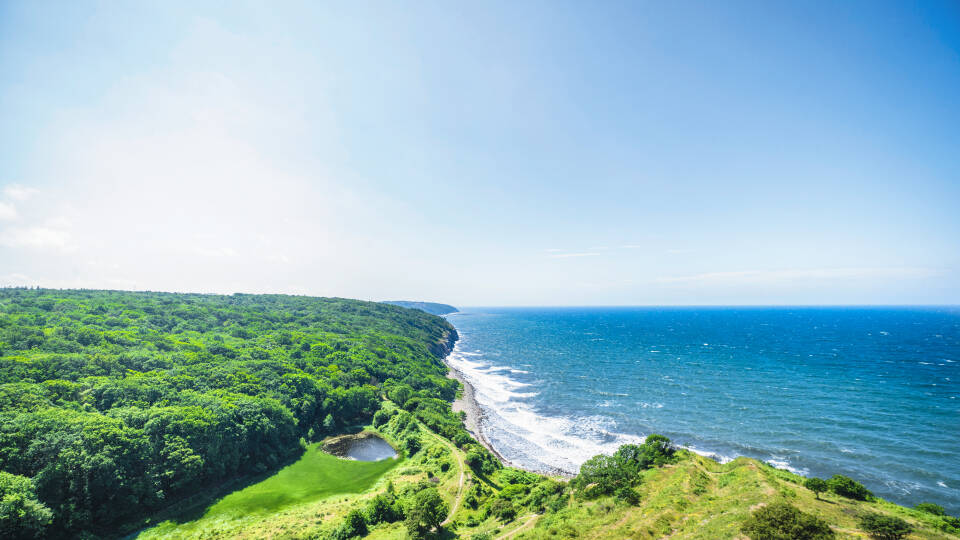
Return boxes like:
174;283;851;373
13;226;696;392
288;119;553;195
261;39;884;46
1;0;958;306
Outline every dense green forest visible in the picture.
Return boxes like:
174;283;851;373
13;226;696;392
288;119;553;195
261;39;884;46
0;289;464;539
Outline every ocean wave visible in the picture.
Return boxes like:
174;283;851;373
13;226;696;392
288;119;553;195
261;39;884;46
448;342;643;474
766;457;809;476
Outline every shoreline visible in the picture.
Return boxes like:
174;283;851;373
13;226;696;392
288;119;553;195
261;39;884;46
442;332;574;478
445;358;515;467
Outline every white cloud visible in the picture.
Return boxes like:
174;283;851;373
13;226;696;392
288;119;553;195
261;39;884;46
3;184;39;201
0;201;16;221
0;218;77;253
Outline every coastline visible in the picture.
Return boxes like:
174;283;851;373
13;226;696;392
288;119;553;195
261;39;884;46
445;357;515;467
442;328;573;478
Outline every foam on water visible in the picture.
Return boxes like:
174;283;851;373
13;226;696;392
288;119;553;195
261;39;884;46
447;343;643;474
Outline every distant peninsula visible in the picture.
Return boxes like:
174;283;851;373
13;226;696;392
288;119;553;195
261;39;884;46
382;300;459;315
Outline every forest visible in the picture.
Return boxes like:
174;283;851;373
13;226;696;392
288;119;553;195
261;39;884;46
0;289;460;538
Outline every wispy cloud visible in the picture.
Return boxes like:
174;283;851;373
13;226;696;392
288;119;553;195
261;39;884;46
3;184;39;201
655;267;938;285
549;252;599;258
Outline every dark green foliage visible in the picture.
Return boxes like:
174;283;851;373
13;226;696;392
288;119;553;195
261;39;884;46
527;479;567;513
365;492;404;524
741;502;835;540
915;502;945;515
464;443;500;474
404;435;422;455
827;474;872;501
372;408;393;427
572;454;631;498
614;486;641;505
804;477;829;499
858;512;912;540
572;434;674;499
489;498;517;522
0;289;456;538
404;488;448;538
0;471;53;539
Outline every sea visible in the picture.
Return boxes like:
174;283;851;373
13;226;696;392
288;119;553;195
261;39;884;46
444;307;960;514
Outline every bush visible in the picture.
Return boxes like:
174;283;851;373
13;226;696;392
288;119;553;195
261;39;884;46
328;509;367;540
614;486;641;505
859;512;912;540
365;493;403;524
489;498;517;522
915;502;945;516
571;454;631;498
372;409;392;427
404;436;422;455
804;478;829;499
741;502;835;540
827;475;872;500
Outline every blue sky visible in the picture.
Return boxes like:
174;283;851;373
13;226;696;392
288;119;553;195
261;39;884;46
1;1;958;305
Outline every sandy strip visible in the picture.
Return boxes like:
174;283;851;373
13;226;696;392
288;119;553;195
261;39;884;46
445;359;517;467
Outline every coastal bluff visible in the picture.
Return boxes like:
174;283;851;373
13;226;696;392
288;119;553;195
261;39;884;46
382;300;459;316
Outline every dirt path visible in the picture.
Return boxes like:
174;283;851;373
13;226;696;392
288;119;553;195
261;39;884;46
495;514;540;540
422;427;466;526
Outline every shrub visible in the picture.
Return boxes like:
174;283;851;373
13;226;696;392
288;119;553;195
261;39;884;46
372;409;392;427
827;474;872;500
490;498;517;522
741;502;835;540
365;493;403;524
572;454;631;498
804;478;829;499
915;502;945;516
858;512;912;540
328;508;367;539
404;436;421;455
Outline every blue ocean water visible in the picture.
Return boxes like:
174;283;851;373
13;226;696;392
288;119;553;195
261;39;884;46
445;307;960;513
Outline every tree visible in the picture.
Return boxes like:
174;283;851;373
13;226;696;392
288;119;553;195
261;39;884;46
404;435;421;455
804;477;829;500
366;493;402;524
405;488;448;538
323;413;336;432
859;512;912;540
0;472;53;540
827;475;872;501
571;454;631;498
489;498;517;522
741;502;835;540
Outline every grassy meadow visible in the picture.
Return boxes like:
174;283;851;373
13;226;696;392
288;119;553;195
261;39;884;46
138;442;402;539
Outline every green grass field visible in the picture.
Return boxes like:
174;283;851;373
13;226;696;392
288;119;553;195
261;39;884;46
137;443;401;538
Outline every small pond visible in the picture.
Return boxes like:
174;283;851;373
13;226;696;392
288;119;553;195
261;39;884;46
323;433;398;462
344;436;398;461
